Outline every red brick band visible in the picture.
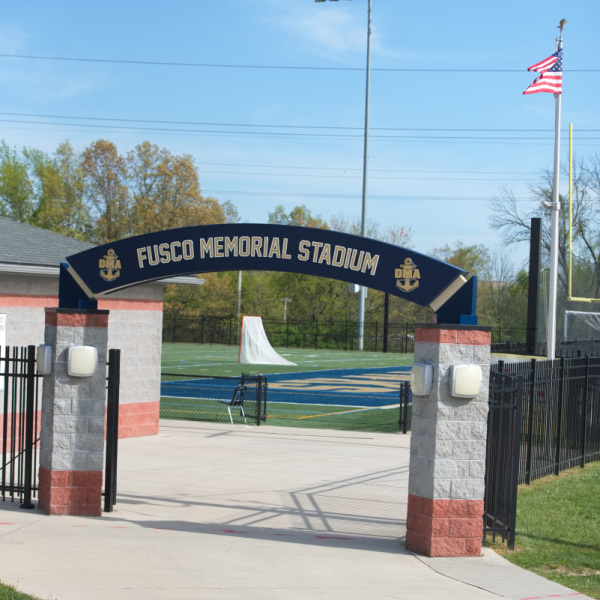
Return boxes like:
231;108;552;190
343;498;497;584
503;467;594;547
0;294;58;308
406;494;484;557
45;310;109;328
38;467;103;516
118;401;160;438
414;327;491;346
97;298;163;311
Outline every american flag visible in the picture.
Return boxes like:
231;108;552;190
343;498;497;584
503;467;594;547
523;48;562;95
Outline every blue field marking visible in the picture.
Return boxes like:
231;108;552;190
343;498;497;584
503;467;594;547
162;366;410;408
161;377;239;403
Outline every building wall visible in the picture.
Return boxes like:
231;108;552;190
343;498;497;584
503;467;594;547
0;273;164;438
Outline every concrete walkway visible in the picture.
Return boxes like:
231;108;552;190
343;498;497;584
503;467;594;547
0;421;591;600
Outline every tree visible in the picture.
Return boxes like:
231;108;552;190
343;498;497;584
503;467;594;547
127;141;224;235
268;204;329;229
491;156;600;298
330;213;413;247
430;240;491;276
0;141;34;221
25;142;91;240
82;140;131;243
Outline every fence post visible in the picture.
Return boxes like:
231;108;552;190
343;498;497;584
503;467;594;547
554;357;565;476
525;358;537;485
581;356;590;468
507;376;524;550
20;345;36;510
104;349;121;513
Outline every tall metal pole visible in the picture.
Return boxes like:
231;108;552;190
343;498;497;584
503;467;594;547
356;0;371;351
546;33;563;359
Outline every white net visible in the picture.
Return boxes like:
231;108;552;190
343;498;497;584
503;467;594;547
238;316;296;365
563;311;600;341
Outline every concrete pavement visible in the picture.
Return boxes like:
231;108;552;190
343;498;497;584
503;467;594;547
0;421;591;600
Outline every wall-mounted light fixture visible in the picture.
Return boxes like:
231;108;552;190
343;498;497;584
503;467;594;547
410;362;433;396
68;345;98;377
36;344;53;375
449;364;482;399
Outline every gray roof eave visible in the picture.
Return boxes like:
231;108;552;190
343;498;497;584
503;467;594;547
0;263;204;287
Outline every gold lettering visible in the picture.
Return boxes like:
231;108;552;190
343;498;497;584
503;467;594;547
282;238;291;259
349;250;364;272
344;248;355;269
361;252;379;275
213;236;224;258
239;236;250;256
170;241;182;262
136;248;147;268
318;243;331;265
311;241;323;262
159;243;170;263
268;237;281;258
225;236;238;257
298;240;310;261
332;245;346;267
147;245;160;266
199;238;213;258
251;236;262;257
182;240;194;260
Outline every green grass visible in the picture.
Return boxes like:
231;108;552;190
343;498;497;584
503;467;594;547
161;342;413;377
161;343;412;433
489;461;600;599
160;396;407;433
0;581;42;600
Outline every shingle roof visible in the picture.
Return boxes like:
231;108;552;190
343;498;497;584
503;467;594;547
0;216;95;269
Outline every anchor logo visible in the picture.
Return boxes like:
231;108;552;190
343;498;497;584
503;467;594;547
99;249;121;282
395;257;420;293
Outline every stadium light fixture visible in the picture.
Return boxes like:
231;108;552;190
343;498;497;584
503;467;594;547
316;0;372;351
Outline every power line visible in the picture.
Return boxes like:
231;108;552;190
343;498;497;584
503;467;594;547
1;111;597;134
202;189;533;202
196;161;542;175
0;53;597;72
199;169;533;182
1;117;597;143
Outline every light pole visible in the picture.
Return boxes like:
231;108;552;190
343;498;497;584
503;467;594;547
316;0;372;351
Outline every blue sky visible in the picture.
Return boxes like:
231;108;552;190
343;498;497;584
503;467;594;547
1;0;598;269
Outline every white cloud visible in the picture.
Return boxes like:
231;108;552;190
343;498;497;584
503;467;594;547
261;0;377;60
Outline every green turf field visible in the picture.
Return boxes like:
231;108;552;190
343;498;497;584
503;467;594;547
162;343;413;376
161;343;413;433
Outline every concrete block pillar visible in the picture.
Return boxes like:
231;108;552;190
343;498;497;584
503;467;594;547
38;309;109;516
405;323;491;557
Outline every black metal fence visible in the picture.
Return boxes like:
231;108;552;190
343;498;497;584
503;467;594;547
1;345;40;507
484;356;600;547
162;314;416;353
160;372;267;426
484;372;523;549
497;357;600;481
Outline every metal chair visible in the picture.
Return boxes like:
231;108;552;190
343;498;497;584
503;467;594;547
217;384;247;424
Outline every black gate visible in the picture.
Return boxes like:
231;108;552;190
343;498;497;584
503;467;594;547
1;345;40;508
484;371;523;549
103;348;121;512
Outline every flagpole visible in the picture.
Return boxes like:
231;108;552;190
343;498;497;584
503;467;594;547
546;31;564;359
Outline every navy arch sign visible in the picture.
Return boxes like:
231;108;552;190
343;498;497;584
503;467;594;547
60;223;477;324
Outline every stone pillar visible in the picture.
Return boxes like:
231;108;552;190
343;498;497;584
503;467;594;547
38;309;109;516
406;324;491;557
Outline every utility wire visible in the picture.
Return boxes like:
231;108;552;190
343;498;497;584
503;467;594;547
0;112;597;134
1;118;596;142
0;53;597;72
